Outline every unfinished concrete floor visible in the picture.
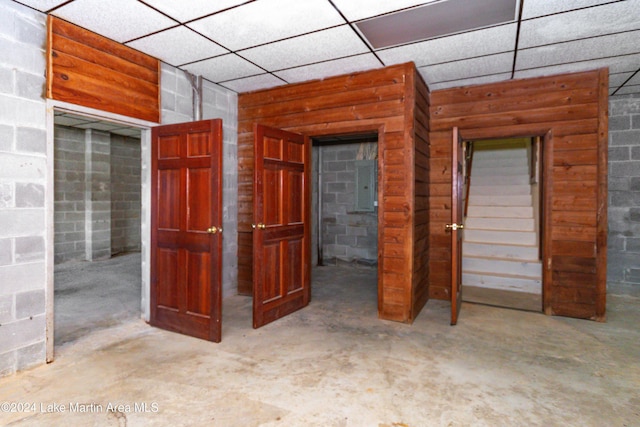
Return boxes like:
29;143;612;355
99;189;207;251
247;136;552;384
1;254;639;426
54;253;142;346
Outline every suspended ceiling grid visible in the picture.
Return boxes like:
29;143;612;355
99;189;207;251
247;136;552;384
13;0;640;95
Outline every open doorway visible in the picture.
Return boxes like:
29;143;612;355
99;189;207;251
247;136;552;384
51;109;147;348
461;136;543;312
311;133;379;311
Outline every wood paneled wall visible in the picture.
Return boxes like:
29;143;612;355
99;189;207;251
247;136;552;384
411;71;431;319
47;16;160;122
238;63;428;323
429;69;608;320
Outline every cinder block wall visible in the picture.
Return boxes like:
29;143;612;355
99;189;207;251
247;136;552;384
0;0;48;375
53;126;86;263
110;134;141;255
318;143;378;265
160;65;238;297
608;94;640;295
54;126;142;263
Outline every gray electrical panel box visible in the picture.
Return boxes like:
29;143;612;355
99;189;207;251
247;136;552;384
355;160;377;212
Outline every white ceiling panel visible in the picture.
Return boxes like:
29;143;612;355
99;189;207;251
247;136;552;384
331;0;438;22
142;0;248;23
612;85;640;95
52;0;176;43
521;0;620;19
377;24;516;68
220;74;286;93
275;54;381;84
188;0;344;51
519;1;640;48
609;72;634;88
516;31;640;70
627;72;640;86
12;0;68;12
127;26;227;66
240;26;369;71
75;121;122;132
514;53;640;79
54;113;91;127
110;127;142;138
426;72;513;91
182;53;264;83
418;52;513;84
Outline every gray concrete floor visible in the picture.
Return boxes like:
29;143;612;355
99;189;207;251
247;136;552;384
53;253;142;346
2;253;639;426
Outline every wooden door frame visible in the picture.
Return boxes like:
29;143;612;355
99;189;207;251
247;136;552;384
306;124;386;312
457;127;552;314
45;99;156;363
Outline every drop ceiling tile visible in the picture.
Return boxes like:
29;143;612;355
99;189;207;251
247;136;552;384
75;121;122;132
331;0;439;22
12;0;69;12
425;72;513;91
377;24;516;67
612;85;640;96
274;54;381;84
52;0;176;43
514;53;640;79
220;74;286;93
629;72;640;86
111;128;142;138
516;31;640;70
418;52;513;84
182;54;264;83
522;0;619;19
240;26;370;71
127;26;227;66
519;1;640;48
609;72;634;88
54;114;92;127
142;0;247;23
188;0;344;51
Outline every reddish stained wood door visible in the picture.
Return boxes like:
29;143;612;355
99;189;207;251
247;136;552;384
253;124;310;328
450;127;464;325
151;119;223;342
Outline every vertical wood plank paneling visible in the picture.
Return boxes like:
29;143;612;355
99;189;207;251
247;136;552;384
47;16;160;123
429;69;608;321
595;68;609;321
412;72;430;319
238;63;422;323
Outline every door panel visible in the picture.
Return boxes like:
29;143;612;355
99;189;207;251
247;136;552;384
450;127;464;325
187;168;212;231
151;119;223;342
253;124;310;328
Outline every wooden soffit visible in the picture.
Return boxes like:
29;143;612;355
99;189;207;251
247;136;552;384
47;16;160;123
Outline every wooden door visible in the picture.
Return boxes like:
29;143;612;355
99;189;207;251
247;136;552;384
253;124;310;328
151;119;223;342
448;127;464;325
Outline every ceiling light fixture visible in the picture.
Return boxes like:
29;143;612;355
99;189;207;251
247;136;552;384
356;0;518;49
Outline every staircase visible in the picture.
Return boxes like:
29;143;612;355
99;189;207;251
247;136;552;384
462;141;542;311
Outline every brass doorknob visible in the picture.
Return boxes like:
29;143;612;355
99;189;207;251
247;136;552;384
445;223;464;231
251;223;266;230
207;226;222;234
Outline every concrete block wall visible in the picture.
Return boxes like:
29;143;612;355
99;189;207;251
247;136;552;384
54;125;86;263
161;65;239;297
0;0;48;376
161;63;194;124
608;94;640;295
319;143;378;265
110;134;141;255
202;80;238;297
54;126;142;262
